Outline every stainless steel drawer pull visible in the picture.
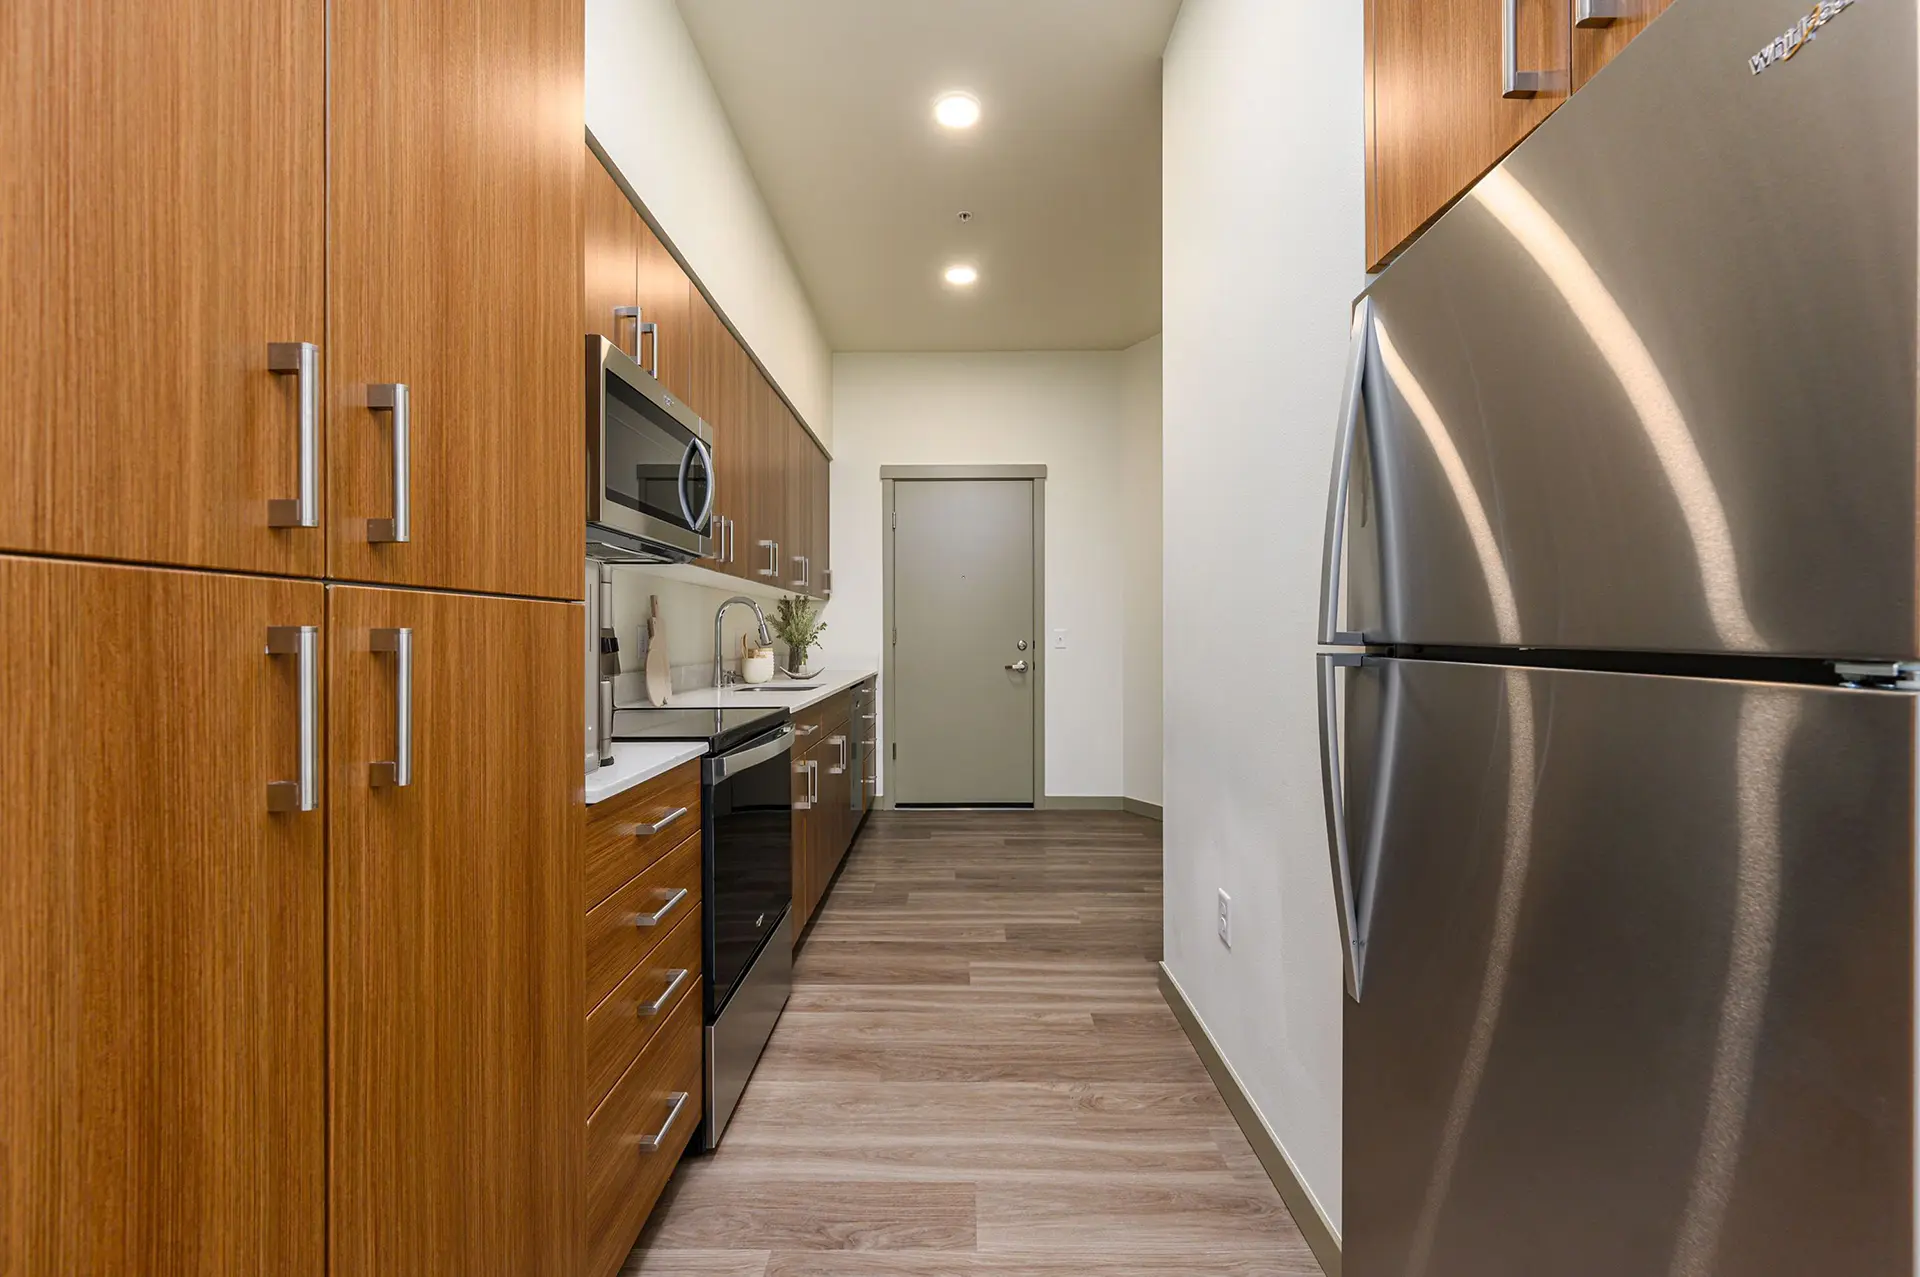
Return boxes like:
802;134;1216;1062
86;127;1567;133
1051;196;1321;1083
637;1092;689;1153
370;627;413;787
795;723;819;737
266;625;319;812
634;806;689;837
1502;0;1568;98
1574;0;1636;24
634;886;690;928
367;383;411;544
637;968;690;1018
267;342;319;529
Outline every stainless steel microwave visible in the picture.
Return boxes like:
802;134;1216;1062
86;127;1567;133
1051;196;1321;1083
586;334;714;563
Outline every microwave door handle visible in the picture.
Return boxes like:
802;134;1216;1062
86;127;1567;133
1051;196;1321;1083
1318;297;1372;646
678;436;715;534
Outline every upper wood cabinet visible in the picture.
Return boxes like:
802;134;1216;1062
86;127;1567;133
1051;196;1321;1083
584;155;643;361
1367;0;1570;270
636;221;694;407
0;1;326;577
1;556;326;1275
329;0;583;602
1573;0;1676;90
584;152;833;598
812;444;833;600
328;584;581;1276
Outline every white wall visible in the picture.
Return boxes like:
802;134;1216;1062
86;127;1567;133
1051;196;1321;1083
1162;0;1366;1239
1120;334;1164;809
585;0;834;442
605;565;796;690
825;352;1144;799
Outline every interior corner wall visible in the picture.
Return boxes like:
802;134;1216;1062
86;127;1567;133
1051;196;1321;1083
584;0;834;442
823;352;1131;800
1121;334;1164;808
1162;0;1366;1237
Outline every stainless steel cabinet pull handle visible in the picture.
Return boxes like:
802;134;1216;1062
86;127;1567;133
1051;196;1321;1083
370;627;413;787
792;555;808;589
794;758;812;810
1318;652;1367;1000
368;384;411;544
637;968;690;1017
266;625;319;812
267;343;319;529
810;758;820;805
1573;0;1635;25
637;1092;689;1153
1318;298;1372;646
758;540;778;578
634;886;689;928
795;723;819;737
1502;0;1568;97
828;735;846;774
634;806;688;836
612;305;646;365
1005;660;1030;672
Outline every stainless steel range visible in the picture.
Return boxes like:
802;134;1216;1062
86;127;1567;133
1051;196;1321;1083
614;706;794;1148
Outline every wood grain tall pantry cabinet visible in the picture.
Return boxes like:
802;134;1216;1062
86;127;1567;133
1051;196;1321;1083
2;0;586;1273
1367;0;1674;270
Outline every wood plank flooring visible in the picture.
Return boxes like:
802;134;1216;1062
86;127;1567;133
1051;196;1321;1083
623;810;1322;1276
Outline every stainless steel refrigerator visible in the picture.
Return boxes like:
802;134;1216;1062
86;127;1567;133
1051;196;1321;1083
1318;1;1916;1272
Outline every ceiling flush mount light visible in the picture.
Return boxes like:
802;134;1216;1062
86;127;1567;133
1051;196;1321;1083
933;92;981;129
944;264;979;287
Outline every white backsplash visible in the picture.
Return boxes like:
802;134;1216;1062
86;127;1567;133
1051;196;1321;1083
607;565;819;693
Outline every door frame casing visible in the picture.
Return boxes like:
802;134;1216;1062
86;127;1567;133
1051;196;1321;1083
880;465;1047;809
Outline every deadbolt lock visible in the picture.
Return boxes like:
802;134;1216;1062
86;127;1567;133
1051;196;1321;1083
1016;639;1029;651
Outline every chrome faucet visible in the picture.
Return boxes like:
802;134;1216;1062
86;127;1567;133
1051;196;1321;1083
714;596;775;688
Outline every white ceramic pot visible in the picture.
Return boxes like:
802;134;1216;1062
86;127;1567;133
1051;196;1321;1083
742;652;775;684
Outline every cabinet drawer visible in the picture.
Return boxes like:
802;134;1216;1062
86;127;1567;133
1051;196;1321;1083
585;759;700;911
586;905;702;1114
586;832;701;1010
820;689;852;735
586;991;703;1277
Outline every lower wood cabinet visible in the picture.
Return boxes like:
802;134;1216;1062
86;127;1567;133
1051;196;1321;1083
328;584;582;1277
582;760;705;1277
792;681;875;945
0;555;326;1276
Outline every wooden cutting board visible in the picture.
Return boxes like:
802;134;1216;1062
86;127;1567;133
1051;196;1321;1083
644;595;670;706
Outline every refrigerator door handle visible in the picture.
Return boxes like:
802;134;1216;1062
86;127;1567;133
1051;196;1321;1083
1318;297;1372;647
1318;651;1366;1000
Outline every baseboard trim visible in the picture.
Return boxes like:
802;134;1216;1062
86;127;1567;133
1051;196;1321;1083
1158;962;1342;1277
1122;797;1163;821
1039;795;1123;811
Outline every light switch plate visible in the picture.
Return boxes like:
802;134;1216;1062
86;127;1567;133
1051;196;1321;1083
1053;629;1069;650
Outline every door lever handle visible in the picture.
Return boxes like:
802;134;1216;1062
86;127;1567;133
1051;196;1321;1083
1005;660;1030;672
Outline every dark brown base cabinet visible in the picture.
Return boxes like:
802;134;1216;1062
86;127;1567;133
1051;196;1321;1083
792;680;877;945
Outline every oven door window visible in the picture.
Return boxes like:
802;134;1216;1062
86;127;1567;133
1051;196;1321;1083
603;374;711;532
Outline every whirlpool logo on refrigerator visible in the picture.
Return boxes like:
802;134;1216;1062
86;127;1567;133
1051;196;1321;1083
1750;0;1856;74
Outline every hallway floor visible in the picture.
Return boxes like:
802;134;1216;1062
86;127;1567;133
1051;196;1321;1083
625;809;1320;1276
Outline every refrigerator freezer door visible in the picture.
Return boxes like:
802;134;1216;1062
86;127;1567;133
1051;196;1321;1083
1341;658;1913;1276
1354;0;1918;658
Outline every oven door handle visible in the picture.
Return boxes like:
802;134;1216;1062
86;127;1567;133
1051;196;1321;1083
706;723;796;783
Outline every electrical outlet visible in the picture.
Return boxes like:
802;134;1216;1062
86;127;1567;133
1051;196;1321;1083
1217;889;1232;948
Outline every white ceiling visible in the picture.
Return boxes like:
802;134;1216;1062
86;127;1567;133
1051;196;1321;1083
676;0;1178;353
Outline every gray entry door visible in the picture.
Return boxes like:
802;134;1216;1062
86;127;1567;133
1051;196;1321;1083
890;479;1036;805
1337;657;1914;1277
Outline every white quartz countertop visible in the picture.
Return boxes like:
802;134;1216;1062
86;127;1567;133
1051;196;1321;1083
653;667;879;714
585;741;708;806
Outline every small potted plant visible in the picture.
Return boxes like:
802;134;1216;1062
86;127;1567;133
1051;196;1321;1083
771;595;827;677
